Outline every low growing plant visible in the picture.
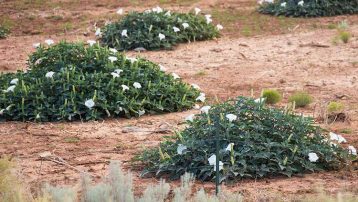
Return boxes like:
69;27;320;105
0;41;200;122
262;89;282;104
339;31;351;43
288;91;313;108
100;7;221;50
0;25;10;39
327;101;344;114
258;0;358;17
138;97;354;182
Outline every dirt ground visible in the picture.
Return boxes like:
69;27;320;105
0;0;358;200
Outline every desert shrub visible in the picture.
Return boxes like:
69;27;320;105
327;101;344;113
262;89;282;104
0;25;10;39
339;31;351;43
138;97;352;181
288;92;313;108
258;0;358;17
0;41;200;122
101;8;221;51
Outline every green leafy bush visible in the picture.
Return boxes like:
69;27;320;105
101;8;220;51
0;25;10;39
138;97;352;181
258;0;358;17
0;41;200;122
262;89;282;104
288;92;313;108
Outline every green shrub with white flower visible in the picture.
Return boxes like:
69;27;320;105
0;40;202;121
100;6;222;51
258;0;358;17
138;97;356;181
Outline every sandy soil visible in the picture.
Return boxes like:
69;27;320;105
0;0;358;200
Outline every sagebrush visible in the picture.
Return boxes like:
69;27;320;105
258;0;358;17
0;42;200;122
138;97;353;181
101;8;220;50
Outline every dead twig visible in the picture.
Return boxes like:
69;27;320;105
299;43;330;48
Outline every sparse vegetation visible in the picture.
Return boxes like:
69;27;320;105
327;101;344;114
262;89;282;104
339;31;351;43
0;25;10;39
288;92;313;108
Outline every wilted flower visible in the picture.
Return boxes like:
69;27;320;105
121;29;128;37
200;106;211;114
36;114;40;119
45;39;54;45
10;78;19;85
121;85;129;91
172;73;180;79
133;82;142;89
116;8;123;15
85;99;95;109
258;0;274;4
226;114;237;122
196;93;206;102
138;110;145;116
182;23;189;29
214;161;224;171
281;2;287;7
109;48;118;53
216;24;224;30
329;132;347;143
308;152;319;162
173;26;180;32
348;146;357;155
254;97;266;103
111;72;120;78
164;11;171;16
158;33;166;41
152;6;163;13
33;43;41;48
45;71;55;78
4;85;16;93
114;69;123;74
159;64;166;71
205;15;212;24
108;56;118;63
298;0;304;6
185;114;195;122
194;7;201;15
225;143;234;151
177;144;187;155
95;28;101;37
193;104;200;109
126;57;138;63
208;154;223;171
87;40;96;46
191;84;200;90
208;154;216;165
0;109;4;115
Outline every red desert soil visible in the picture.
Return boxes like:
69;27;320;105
0;0;358;199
